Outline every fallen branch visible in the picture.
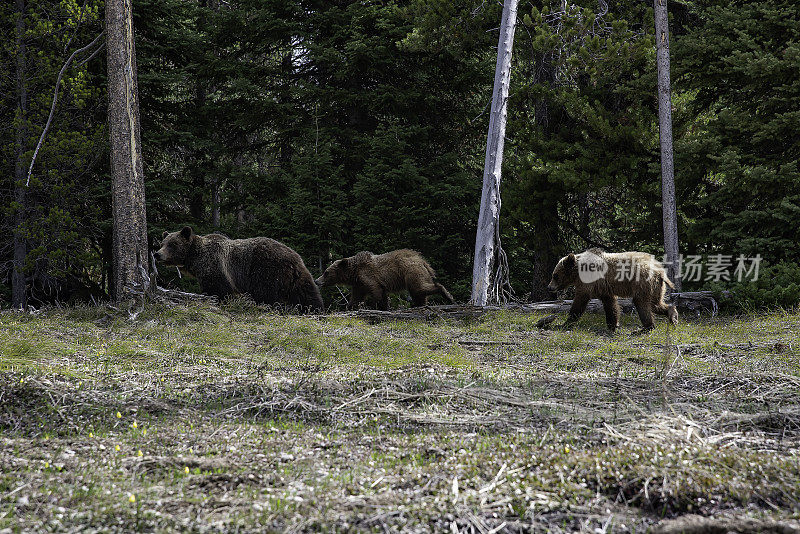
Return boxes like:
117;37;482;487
152;285;218;305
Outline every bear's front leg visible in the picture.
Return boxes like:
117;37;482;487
564;292;590;327
364;281;388;311
376;290;389;311
348;287;366;310
600;295;620;333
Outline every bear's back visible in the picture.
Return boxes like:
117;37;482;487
601;251;667;298
373;249;433;292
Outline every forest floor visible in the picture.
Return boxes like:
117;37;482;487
1;300;799;533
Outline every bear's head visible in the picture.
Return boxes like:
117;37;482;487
315;257;352;287
154;226;195;266
547;253;579;292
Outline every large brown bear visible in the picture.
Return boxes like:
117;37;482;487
154;226;323;312
547;249;678;333
315;249;455;310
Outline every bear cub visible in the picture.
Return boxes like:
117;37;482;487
155;226;323;312
548;249;678;333
316;249;455;310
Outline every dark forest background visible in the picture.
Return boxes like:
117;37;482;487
2;0;798;307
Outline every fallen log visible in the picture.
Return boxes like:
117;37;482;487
670;290;729;316
513;291;728;317
339;291;728;323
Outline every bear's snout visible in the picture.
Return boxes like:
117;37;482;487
314;276;324;287
547;282;557;292
153;250;163;261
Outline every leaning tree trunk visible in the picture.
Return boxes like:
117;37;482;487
471;0;519;306
106;0;149;301
654;0;681;290
12;0;28;310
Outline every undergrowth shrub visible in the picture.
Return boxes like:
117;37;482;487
709;261;800;311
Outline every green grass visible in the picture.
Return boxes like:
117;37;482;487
1;303;799;532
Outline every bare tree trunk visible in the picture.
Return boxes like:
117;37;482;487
12;0;28;309
654;0;681;290
106;0;149;301
471;0;519;306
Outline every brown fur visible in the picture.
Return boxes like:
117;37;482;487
547;249;678;333
154;226;323;312
316;249;455;310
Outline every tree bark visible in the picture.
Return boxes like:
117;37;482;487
12;0;28;309
106;0;149;301
471;0;519;306
654;0;681;290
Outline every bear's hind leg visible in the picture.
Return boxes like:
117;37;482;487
632;295;655;334
652;280;678;325
410;290;427;307
435;282;455;304
654;301;679;325
668;305;678;325
413;296;428;307
652;282;678;325
414;280;454;305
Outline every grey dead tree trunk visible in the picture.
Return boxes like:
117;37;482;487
471;0;519;306
106;0;149;301
654;0;681;290
12;0;28;309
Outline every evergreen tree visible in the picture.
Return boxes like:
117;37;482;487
503;1;662;299
0;0;107;304
675;0;800;265
4;0;798;309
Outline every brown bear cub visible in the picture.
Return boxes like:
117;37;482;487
155;226;323;312
547;249;678;333
316;249;455;310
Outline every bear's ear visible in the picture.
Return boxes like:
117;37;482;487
162;231;168;239
180;226;193;239
564;253;577;266
339;257;349;269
